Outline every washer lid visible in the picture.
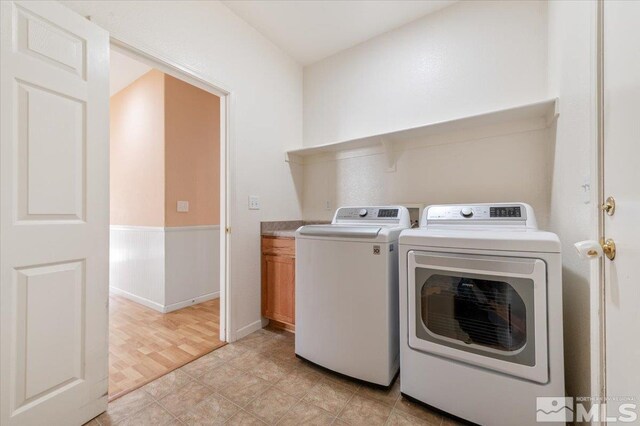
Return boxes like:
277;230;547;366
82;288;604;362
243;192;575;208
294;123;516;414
399;228;561;253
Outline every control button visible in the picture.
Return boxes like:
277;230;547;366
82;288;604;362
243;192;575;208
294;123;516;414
460;207;474;218
358;208;368;217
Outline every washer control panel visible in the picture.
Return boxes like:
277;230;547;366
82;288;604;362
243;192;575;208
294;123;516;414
337;207;398;220
333;206;411;226
423;203;534;228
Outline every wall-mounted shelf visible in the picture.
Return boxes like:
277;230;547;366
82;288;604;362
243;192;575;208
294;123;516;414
286;98;558;169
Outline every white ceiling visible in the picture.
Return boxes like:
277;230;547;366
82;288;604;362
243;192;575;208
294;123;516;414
110;49;152;96
222;0;456;65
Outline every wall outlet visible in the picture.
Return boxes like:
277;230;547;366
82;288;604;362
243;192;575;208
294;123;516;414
325;200;332;211
248;195;260;210
177;201;189;212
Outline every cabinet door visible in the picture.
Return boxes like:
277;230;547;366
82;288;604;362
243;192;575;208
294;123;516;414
262;255;295;325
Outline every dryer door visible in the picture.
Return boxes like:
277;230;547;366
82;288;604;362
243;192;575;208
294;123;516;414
407;251;548;383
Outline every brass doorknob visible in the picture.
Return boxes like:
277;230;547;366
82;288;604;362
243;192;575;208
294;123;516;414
601;239;616;260
574;239;616;260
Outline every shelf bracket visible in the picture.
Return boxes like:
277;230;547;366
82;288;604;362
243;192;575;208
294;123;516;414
380;137;396;172
545;97;560;127
285;152;303;165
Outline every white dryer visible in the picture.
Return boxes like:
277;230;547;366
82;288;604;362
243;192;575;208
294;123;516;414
296;206;410;386
399;203;565;426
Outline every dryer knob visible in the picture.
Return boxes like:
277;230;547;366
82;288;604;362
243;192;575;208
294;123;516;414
358;209;368;217
460;207;474;218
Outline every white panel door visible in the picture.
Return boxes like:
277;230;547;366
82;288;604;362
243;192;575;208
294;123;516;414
603;0;640;416
0;1;109;425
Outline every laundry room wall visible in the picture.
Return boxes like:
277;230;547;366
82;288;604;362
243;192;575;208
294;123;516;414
303;0;548;147
301;0;553;227
301;127;553;228
65;0;303;338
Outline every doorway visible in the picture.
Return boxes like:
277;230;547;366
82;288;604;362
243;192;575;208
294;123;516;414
107;42;231;399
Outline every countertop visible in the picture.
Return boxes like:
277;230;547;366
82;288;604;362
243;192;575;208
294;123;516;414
261;220;328;238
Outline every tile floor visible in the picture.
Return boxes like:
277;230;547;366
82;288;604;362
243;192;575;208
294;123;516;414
88;327;463;425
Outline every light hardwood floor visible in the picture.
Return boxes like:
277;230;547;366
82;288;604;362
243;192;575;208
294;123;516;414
109;294;225;399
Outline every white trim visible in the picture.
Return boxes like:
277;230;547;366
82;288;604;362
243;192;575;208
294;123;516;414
164;225;220;232
591;0;605;413
110;287;220;313
110;286;165;312
110;225;220;232
234;319;268;341
221;82;232;343
164;292;220;313
109;35;234;343
286;98;558;164
110;38;231;97
110;225;165;232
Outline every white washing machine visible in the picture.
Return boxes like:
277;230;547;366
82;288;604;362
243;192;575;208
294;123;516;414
296;206;410;386
399;203;565;426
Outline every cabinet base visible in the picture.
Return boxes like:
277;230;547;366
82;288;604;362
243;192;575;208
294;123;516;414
267;318;295;333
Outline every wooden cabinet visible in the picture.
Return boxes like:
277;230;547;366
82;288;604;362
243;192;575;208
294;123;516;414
261;236;295;330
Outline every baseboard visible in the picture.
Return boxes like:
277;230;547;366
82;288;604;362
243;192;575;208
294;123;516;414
163;292;220;313
111;287;220;314
234;319;266;341
110;286;164;312
266;319;295;333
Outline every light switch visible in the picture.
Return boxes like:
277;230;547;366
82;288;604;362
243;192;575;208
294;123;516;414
177;201;189;212
248;195;260;210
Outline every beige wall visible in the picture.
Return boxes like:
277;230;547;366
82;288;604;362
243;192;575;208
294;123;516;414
110;70;165;226
165;74;220;227
110;71;220;227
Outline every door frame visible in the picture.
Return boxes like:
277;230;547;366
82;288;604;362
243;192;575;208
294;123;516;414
109;36;234;342
593;0;606;408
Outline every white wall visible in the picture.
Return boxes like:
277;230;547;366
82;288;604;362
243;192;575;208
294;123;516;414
110;226;166;310
303;0;548;147
302;125;554;229
165;226;220;309
301;0;553;225
63;1;304;338
109;226;220;313
547;0;597;400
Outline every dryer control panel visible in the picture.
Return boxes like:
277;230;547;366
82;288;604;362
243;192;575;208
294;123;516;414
422;203;536;229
